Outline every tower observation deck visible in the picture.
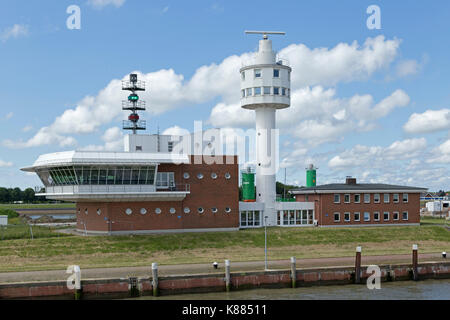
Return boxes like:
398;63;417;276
240;31;292;226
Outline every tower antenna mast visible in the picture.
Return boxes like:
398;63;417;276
122;74;147;134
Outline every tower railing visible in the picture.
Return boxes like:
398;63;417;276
122;80;146;91
122;100;146;110
123;120;146;130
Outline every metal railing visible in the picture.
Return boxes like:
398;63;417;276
37;184;190;195
122;100;146;110
122;80;145;91
123;120;146;130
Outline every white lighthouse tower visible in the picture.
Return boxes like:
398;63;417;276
240;31;291;226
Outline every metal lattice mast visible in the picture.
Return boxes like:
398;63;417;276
122;74;146;134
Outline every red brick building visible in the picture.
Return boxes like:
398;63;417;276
22;151;240;235
290;177;427;227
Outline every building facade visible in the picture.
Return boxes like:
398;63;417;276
290;177;426;227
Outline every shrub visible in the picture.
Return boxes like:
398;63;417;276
0;208;19;219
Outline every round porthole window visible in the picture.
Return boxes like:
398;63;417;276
140;208;147;215
125;208;132;215
198;207;205;214
97;209;101;215
184;207;190;214
197;173;204;180
225;207;231;213
225;173;231;180
211;172;218;179
155;208;162;215
211;207;218;214
183;172;190;179
170;208;176;214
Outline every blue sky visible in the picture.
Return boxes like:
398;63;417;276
0;0;449;190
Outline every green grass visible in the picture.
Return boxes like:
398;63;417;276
0;203;75;210
0;225;448;272
420;216;450;226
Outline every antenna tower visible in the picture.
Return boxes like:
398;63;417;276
122;74;146;134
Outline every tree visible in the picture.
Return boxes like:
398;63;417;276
23;188;35;203
11;188;23;202
0;188;9;203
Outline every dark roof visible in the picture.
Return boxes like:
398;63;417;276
290;183;427;194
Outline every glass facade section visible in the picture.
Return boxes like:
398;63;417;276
36;166;156;186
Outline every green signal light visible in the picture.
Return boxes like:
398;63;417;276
128;94;139;101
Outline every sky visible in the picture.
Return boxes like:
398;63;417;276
0;0;449;191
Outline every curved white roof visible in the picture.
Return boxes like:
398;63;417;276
21;150;190;172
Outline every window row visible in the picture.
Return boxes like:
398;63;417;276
333;211;409;222
241;87;290;98
80;207;233;216
241;68;290;80
38;166;156;187
333;193;409;204
277;210;314;226
183;172;231;180
240;210;261;227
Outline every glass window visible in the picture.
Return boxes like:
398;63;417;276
254;69;261;78
354;194;360;203
140;208;147;215
283;211;289;224
393;212;399;220
241;89;245;98
254;87;261;95
241;212;247;226
99;169;107;185
344;194;350;203
393;194;399;203
289;210;295;225
334;194;340;203
374;194;380;203
344;212;350;222
198;207;204;214
248;211;254;225
334;212;340;222
254;211;260;226
374;212;380;221
122;167;131;184
168;141;174;152
402;211;408;220
106;168;116;185
246;88;252;96
383;212;389;221
402;194;408;203
364;212;370;221
354;212;360;221
364;194;370;203
282;88;286;96
264;86;271;95
296;210;301;225
277;211;281;225
384;194;390;203
373;212;380;221
273;87;280;95
273;69;280;77
241;71;245;80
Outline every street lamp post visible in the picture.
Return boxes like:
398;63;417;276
264;215;268;271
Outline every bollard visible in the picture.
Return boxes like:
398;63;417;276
290;257;296;288
412;244;418;281
355;246;362;284
225;260;231;292
152;263;159;297
442;252;447;259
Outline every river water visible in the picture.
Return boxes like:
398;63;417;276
137;279;450;300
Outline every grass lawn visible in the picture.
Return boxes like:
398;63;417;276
420;216;450;226
0;203;75;210
0;225;448;272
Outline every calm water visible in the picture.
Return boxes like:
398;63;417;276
135;279;450;300
29;214;75;220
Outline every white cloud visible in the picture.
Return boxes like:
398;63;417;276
22;125;33;132
0;160;13;167
6;36;404;149
87;0;126;9
279;36;400;87
427;139;450;164
0;24;28;42
162;6;169;13
403;108;450;134
5;112;13;120
395;59;420;77
328;138;427;169
162;126;190;136
80;126;123;151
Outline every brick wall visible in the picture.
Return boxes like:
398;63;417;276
76;155;239;232
297;192;420;226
